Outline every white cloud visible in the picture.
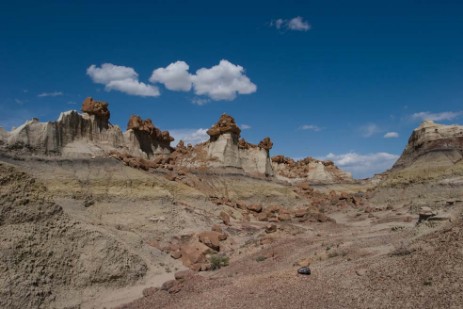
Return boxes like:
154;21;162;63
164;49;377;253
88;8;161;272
37;91;63;97
274;19;284;29
288;16;311;31
271;16;311;31
359;123;381;137
324;152;399;179
169;128;209;146
87;60;256;101
191;97;210;106
87;63;159;97
384;132;399;138
241;124;251;130
191;60;257;101
411;111;462;122
149;61;192;91
300;124;321;131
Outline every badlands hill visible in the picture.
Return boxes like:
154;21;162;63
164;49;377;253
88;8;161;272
1;98;463;309
0;97;351;184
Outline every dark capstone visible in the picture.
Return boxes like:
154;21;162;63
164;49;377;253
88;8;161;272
297;267;311;275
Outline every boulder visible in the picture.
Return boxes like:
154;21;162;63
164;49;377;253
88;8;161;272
258;137;273;151
265;223;277;233
294;208;308;218
161;280;181;294
247;204;263;213
207;114;241;140
180;242;211;267
418;206;438;223
198;231;223;251
81;97;110;122
220;211;231;226
142;287;159;297
170;250;182;259
174;270;194;281
278;213;291;221
211;224;223;233
297;267;311;275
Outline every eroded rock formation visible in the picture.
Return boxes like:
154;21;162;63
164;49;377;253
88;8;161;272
206;114;241;141
393;120;463;170
3;98;174;159
206;114;242;168
258;137;273;151
205;114;274;175
81;97;110;123
272;155;352;184
0;99;352;183
124;115;174;158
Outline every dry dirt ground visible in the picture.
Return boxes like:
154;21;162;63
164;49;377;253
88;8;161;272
1;154;463;308
118;210;463;309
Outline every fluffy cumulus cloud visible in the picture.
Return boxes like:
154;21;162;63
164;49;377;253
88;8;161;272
324;152;399;179
191;60;257;101
169;128;209;146
149;61;192;91
384;132;399;138
411;111;462;122
300;124;321;131
37;91;63;97
272;16;311;31
87;60;256;102
87;63;159;97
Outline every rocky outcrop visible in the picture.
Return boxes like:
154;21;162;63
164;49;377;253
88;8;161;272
3;98;174;159
206;114;242;168
239;137;274;176
272;156;352;184
205;114;274;175
1;100;352;182
258;137;273;151
6;111;124;157
81;97;110;124
124;115;174;158
393;120;463;170
206;114;241;141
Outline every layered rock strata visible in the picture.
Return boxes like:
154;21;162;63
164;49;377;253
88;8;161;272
393;120;463;170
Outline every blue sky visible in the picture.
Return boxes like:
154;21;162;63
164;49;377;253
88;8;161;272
1;0;462;178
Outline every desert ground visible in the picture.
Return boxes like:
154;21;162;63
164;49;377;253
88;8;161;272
1;106;463;309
